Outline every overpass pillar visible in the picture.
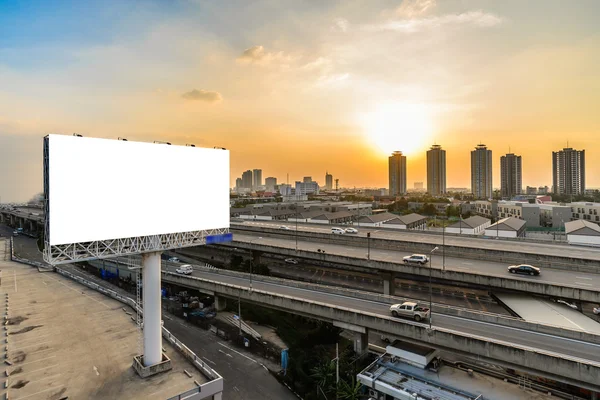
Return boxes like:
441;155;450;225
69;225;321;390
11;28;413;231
251;250;262;266
29;220;34;232
141;251;163;367
214;296;227;311
0;213;4;224
353;329;369;356
380;272;394;296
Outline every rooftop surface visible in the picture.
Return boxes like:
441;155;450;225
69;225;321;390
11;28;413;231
359;353;553;400
0;239;208;400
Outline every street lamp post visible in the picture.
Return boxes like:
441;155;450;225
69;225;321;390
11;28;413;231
442;222;445;271
367;232;371;260
429;246;439;330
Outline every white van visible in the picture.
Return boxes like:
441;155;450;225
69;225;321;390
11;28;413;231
331;227;345;235
176;264;193;275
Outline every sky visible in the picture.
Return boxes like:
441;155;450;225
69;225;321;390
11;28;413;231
1;0;599;202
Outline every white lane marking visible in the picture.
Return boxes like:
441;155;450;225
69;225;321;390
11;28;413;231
13;385;65;400
93;365;100;376
17;355;57;367
218;342;257;363
43;274;111;309
234;386;240;392
576;277;593;280
202;356;216;365
218;349;233;358
576;282;592;286
12;340;52;351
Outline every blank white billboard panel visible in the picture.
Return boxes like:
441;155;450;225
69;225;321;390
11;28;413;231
46;135;229;246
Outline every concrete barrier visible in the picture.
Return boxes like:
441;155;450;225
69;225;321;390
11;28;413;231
162;270;600;391
224;240;600;303
231;225;600;273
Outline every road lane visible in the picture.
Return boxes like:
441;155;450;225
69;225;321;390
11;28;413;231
231;233;600;289
161;264;600;364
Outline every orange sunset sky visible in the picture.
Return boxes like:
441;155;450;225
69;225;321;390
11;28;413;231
1;0;599;201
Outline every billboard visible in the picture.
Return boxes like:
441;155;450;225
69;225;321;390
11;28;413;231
45;134;229;247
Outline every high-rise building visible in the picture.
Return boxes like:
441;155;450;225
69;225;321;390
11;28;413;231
303;176;312;183
414;182;424;190
279;184;292;196
388;151;407;196
426;144;446;195
235;177;242;190
500;153;522;199
552;148;585;195
241;170;253;189
253;169;262;189
295;181;319;195
265;177;277;192
471;144;493;199
325;172;333;190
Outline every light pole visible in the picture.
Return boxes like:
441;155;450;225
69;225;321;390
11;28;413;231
429;246;439;330
442;221;445;271
295;202;298;252
367;232;371;260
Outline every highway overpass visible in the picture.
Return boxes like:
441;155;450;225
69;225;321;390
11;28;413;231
90;257;600;392
225;232;600;302
0;206;44;234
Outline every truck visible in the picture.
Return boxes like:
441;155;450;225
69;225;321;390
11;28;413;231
402;254;429;265
389;301;430;322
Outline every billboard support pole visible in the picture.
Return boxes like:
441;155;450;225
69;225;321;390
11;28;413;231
142;251;163;367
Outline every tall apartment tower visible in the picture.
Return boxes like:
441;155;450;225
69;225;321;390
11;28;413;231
241;170;253;189
471;144;493;199
389;151;407;196
325;172;333;190
252;169;262;189
552;148;585;196
500;153;522;199
265;177;277;192
426;144;446;195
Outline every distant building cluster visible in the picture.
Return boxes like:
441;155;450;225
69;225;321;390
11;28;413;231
234;169;339;197
387;144;587;200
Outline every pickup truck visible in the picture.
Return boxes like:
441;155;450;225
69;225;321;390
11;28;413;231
402;254;429;265
389;301;430;322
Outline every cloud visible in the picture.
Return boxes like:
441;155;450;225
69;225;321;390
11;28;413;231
302;57;332;72
366;11;503;33
395;0;436;18
331;18;349;33
236;45;294;66
181;89;223;103
316;73;350;87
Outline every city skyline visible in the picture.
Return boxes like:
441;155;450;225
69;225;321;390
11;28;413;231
1;1;600;202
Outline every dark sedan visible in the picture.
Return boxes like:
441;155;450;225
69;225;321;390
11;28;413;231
508;264;541;276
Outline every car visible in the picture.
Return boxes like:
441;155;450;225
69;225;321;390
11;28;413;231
279;225;291;230
402;254;429;265
593;307;600;315
168;257;180;263
389;302;430;322
284;258;299;265
345;228;358;234
176;264;193;275
507;264;541;276
331;227;345;235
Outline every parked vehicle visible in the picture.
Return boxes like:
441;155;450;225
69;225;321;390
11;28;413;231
403;254;429;265
279;225;291;230
331;227;345;235
176;264;193;275
284;258;299;265
345;227;358;234
507;264;541;276
389;302;430;322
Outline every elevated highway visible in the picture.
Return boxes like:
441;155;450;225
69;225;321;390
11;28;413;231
0;207;44;234
225;232;600;302
152;264;600;392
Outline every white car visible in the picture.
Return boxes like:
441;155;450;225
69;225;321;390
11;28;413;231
593;307;600;315
331;227;345;235
345;228;358;234
284;258;299;265
389;302;430;322
279;225;291;230
402;254;429;265
175;265;193;275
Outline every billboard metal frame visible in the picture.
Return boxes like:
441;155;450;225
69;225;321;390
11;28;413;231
42;135;230;265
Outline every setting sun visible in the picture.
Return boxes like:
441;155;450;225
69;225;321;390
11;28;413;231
360;103;434;156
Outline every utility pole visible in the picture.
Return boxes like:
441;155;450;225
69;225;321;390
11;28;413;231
367;232;371;261
429;247;439;330
295;202;298;252
238;293;242;336
336;342;339;399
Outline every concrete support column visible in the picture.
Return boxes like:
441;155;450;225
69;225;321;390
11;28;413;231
29;221;34;232
215;295;227;311
380;272;394;296
213;393;223;400
353;329;369;355
251;250;262;266
142;251;162;367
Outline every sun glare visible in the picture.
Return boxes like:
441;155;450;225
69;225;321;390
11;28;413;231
360;103;433;156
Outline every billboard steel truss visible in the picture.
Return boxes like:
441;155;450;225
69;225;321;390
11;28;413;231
44;227;229;264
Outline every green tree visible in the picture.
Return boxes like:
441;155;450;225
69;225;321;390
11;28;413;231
311;360;336;397
421;203;437;216
337;378;362;400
